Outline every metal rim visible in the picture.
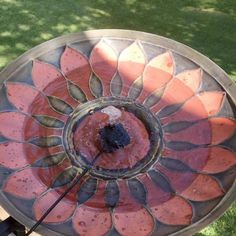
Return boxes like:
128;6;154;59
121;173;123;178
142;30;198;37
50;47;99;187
0;29;235;236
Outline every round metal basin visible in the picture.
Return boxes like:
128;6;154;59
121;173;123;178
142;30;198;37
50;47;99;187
0;30;235;236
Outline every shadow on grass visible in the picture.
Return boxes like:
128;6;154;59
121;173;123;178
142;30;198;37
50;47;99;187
0;0;236;80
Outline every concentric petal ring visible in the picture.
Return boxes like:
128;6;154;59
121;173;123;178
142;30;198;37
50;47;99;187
0;30;235;236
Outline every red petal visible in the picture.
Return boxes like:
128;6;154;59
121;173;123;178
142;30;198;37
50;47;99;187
32;60;77;107
0;142;62;169
202;147;236;173
33;189;76;223
137;52;174;102
6;83;68;122
90;40;117;96
161;92;225;125
138;174;171;207
151;196;192;225
181;174;224;201
113;180;154;236
60;47;94;100
151;78;195;114
0;111;61;141
164;120;211;145
162;148;209;171
209;117;236;144
118;42;146;96
155;164;197;193
3;167;47;199
72;181;112;236
176;68;202;93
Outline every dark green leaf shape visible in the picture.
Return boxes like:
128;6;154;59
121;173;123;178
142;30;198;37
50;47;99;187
159;158;192;172
89;75;103;98
29;136;62;147
0;136;9;143
67;81;87;103
33;115;65;128
158;103;182;118
105;180;119;207
111;73;122;96
77;178;97;204
143;88;164;108
148;169;173;193
47;96;73;115
163;121;195;133
52;166;78;188
128;178;146;205
32;152;66;167
128;76;142;100
166;141;199;151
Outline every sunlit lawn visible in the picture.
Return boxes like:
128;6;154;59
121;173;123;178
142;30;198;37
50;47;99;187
0;0;235;235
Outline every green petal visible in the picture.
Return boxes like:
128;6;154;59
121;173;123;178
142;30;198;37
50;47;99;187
32;152;66;167
67;81;87;103
29;136;62;147
52;166;78;188
47;96;73;115
33;115;65;128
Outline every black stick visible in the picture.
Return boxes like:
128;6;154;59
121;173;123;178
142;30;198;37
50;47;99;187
26;151;102;236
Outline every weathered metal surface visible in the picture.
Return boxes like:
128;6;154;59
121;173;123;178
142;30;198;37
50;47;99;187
0;30;235;236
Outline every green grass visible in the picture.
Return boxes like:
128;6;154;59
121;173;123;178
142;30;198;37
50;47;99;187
0;0;235;235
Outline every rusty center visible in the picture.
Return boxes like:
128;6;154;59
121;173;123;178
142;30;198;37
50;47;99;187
63;97;162;179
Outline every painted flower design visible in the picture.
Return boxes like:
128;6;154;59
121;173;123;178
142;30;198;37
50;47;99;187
0;39;235;236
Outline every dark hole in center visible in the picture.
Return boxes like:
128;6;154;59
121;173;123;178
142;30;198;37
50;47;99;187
99;123;130;153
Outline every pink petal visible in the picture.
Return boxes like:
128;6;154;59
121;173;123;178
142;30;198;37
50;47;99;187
90;40;117;96
151;69;201;114
155;164;197;193
32;60;77;107
176;68;202;93
164;120;211;145
161;91;225;125
202;147;236;173
138;174;171;207
181;174;224;201
72;181;112;236
0;142;62;169
163;146;236;174
162;148;210;171
209;117;236;144
198;91;225;116
0;112;26;140
0;111;61;141
113;180;154;236
151;78;195;114
151;196;192;225
7;83;40;113
60;47;94;100
137;52;174;103
118;42;146;96
6;83;68;122
3;167;47;199
33;189;76;223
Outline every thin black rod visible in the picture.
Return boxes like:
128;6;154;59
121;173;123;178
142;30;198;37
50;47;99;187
26;151;102;236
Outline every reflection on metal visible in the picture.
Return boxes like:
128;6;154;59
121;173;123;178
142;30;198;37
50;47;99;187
0;30;235;236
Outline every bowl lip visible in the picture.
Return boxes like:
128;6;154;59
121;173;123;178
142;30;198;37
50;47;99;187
0;29;235;236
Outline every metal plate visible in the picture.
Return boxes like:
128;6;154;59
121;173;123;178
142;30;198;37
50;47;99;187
0;30;235;236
